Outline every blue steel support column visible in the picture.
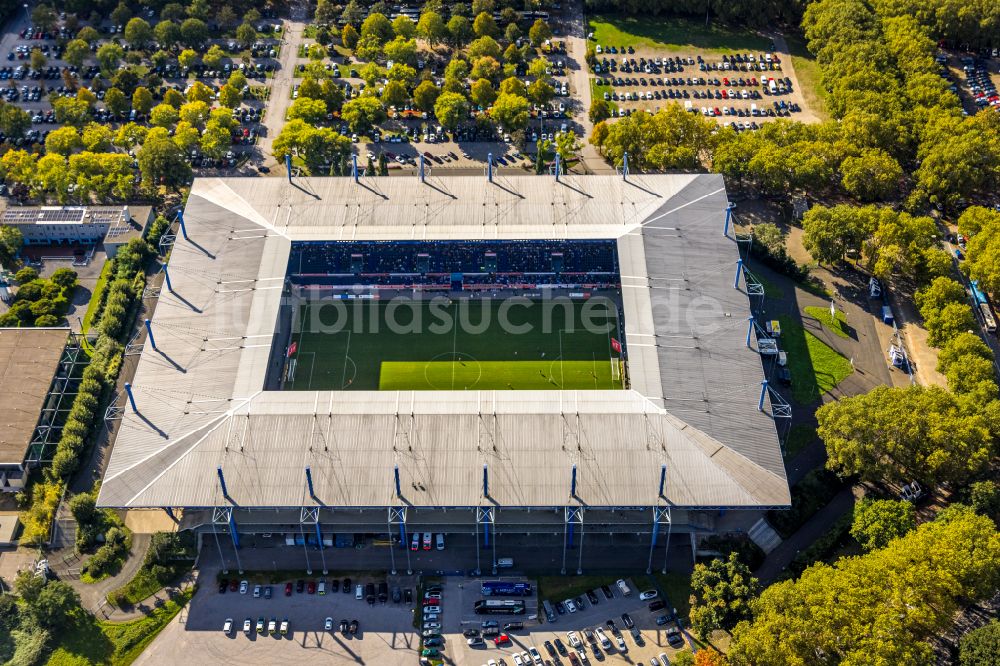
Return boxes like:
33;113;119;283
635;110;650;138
758;380;769;411
746;315;755;348
305;466;316;498
228;511;241;550
216;466;229;498
177;210;188;240
570;464;577;496
723;202;734;236
483;518;490;547
555;153;561;181
352;154;358;182
162;265;173;293
143;318;156;351
419;153;425;182
483;464;489;497
658;464;667;497
622;151;629;179
487;154;493;182
734;258;743;289
394;465;401;496
285;154;292;182
164;507;176;520
124;383;137;413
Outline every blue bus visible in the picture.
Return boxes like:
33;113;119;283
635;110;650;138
481;581;533;597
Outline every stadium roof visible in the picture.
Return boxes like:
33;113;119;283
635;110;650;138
0;328;67;465
97;174;790;511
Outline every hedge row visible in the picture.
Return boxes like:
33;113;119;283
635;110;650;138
787;513;853;578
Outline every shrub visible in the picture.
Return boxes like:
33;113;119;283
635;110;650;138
767;468;846;538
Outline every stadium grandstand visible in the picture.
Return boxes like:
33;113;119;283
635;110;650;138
97;173;790;575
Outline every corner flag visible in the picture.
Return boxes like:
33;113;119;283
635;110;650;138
610;338;622;353
287;341;298;357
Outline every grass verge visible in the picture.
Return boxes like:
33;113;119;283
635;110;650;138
783;423;818;461
804;305;850;338
777;314;853;404
109;562;192;607
534;574;616;604
588;15;771;54
81;259;113;335
785;35;829;121
47;588;194;666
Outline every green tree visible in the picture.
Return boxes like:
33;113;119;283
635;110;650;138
960;207;1000;293
380;80;409;109
589;99;612;124
384;37;417;66
51;97;91;126
27;47;44;74
816;385;992;487
96;42;124;75
138;129;192;188
960;620;1000;666
154;20;182;48
287;97;329;123
447;15;472;48
924;302;977;348
851;498;916;551
468;35;502;61
180;18;209;47
801;204;867;264
131;87;154;115
15;266;38;284
392;15;415;39
471;56;500;82
200;122;232;159
218;84;242;109
730;507;1000;665
470;78;497;108
689;552;759;639
50;268;77;290
273;119;352;173
417;11;446;46
473;12;499;39
202;44;225;70
0;102;32;138
150;103;180;128
236;23;257;48
0;226;23;267
81;123;113;152
841;148;903;201
64;39;90;69
489;92;529;130
361;12;393;45
434;91;469;130
342;24;360;50
124;17;153;48
340;96;386;134
528;18;552;46
178;49;199;71
528;79;554;106
413;80;440;112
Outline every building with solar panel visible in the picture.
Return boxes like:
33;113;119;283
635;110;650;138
96;173;790;575
0;205;153;257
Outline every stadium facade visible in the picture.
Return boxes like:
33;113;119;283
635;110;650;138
97;173;790;573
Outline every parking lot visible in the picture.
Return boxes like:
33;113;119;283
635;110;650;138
135;567;694;666
443;577;690;666
135;569;422;665
592;43;808;131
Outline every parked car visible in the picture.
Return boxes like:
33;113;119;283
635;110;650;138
222;618;233;634
639;590;658;601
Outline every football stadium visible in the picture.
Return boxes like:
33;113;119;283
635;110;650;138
97;173;790;574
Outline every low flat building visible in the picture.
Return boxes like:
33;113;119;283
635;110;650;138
0;205;154;257
0;328;70;492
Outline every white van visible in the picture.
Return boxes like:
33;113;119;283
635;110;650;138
616;579;632;596
355;584;363;600
436;533;445;551
495;557;514;568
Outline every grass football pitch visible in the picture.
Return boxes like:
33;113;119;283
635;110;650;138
284;299;623;391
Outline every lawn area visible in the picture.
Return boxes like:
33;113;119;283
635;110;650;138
652;571;694;620
785;35;829;121
588;15;771;55
287;298;622;391
108;562;191;607
783;423;818;460
752;271;786;299
777;314;853;404
47;588;193;666
590;78;618;114
804;305;850;338
379;359;622;390
534;574;618;604
81;259;112;335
